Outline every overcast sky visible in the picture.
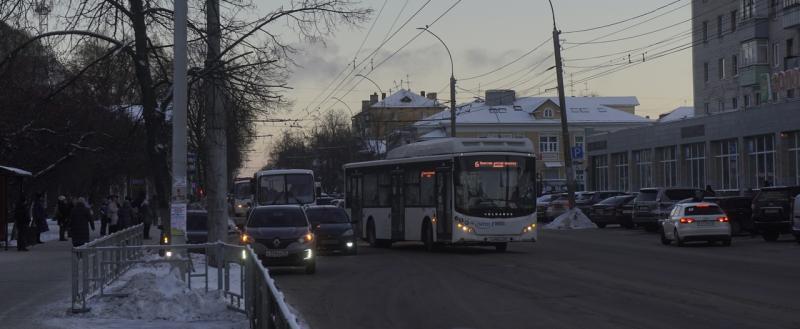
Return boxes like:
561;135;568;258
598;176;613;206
243;0;694;175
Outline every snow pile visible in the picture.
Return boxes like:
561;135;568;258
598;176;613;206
41;253;248;329
4;220;63;247
543;208;597;230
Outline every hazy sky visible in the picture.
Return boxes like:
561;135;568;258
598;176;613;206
243;0;694;175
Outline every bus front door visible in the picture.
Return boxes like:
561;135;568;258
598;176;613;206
348;173;363;239
391;171;405;241
436;168;452;240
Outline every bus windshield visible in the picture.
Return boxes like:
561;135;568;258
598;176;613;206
454;155;536;217
258;174;315;205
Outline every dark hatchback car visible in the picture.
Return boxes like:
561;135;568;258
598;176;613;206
634;187;703;231
242;205;316;274
590;195;637;228
752;186;800;241
305;206;357;255
576;191;627;214
702;196;754;235
536;193;564;222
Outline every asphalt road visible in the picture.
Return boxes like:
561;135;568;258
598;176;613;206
274;227;800;329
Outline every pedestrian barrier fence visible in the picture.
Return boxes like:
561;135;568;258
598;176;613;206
71;225;302;329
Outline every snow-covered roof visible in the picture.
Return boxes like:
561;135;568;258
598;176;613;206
372;89;444;109
0;165;32;177
415;96;650;126
361;139;386;155
657;106;695;123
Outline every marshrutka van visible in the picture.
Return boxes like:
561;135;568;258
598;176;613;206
344;138;538;252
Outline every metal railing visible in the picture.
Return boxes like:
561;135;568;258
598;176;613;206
71;227;302;329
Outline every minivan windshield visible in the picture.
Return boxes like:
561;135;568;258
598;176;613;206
305;208;350;224
248;208;308;227
638;190;658;201
756;190;792;202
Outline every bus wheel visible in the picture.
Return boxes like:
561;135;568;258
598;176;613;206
495;243;508;252
422;220;434;252
367;219;378;247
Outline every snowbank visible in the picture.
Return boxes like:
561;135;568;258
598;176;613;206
4;220;64;247
543;208;597;230
40;253;248;329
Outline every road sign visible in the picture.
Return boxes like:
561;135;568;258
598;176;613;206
572;146;584;160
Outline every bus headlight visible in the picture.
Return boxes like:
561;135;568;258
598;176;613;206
460;225;474;233
522;223;537;233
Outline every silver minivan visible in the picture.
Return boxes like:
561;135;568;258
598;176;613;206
633;187;703;231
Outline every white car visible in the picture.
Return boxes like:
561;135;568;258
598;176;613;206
660;202;732;247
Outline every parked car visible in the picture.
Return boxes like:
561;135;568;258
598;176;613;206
241;205;316;274
701;196;753;235
536;193;564;222
315;196;335;206
575;191;627;214
546;192;592;220
751;186;800;241
660;202;732;246
633;187;704;232
793;195;800;244
305;206;358;254
620;193;638;225
589;195;637;228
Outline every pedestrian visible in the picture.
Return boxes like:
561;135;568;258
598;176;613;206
763;179;772;188
107;195;120;233
55;195;71;241
118;199;133;230
99;197;110;236
704;185;716;197
31;193;49;244
140;198;152;239
14;195;30;251
69;197;94;247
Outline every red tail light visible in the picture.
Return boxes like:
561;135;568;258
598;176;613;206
679;217;695;224
717;217;729;222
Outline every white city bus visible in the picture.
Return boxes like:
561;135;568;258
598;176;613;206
344;138;538;251
253;169;316;206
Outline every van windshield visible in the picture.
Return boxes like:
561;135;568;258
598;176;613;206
248;208;308;227
638;190;658;202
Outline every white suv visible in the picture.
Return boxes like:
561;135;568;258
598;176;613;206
660;202;732;247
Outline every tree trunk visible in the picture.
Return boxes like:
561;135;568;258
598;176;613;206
130;0;170;228
205;0;228;248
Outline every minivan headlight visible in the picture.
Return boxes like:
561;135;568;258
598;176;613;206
342;229;354;236
298;232;314;243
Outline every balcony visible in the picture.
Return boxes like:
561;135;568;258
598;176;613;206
738;65;771;87
784;3;800;29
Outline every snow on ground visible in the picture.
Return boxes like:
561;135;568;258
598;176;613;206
40;252;249;329
4;220;65;247
543;208;597;230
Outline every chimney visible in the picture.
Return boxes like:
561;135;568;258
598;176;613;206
381;92;387;100
426;92;437;100
420;90;426;97
370;93;379;105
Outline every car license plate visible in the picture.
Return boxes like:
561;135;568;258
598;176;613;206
323;239;339;245
697;221;715;227
764;209;780;214
264;250;289;257
488;237;508;242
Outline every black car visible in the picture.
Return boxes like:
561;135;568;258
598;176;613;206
576;191;627;214
305;206;357;255
752;186;800;241
702;196;754;235
242;205;316;274
589;195;637;228
186;210;208;244
633;187;704;232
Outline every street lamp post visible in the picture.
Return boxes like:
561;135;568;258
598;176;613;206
417;26;457;137
355;74;384;96
547;0;577;210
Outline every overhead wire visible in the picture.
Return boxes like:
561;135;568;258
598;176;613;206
562;0;684;34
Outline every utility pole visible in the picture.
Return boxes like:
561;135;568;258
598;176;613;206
205;0;228;248
170;0;188;244
548;0;576;209
418;26;457;137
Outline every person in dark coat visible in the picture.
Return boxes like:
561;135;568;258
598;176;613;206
32;193;48;244
139;198;153;239
14;196;29;251
69;198;94;247
704;185;716;197
56;196;72;241
118;200;133;230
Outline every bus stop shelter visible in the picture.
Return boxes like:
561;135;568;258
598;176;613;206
1;165;32;250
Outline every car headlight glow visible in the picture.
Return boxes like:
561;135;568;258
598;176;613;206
298;233;314;243
303;248;313;260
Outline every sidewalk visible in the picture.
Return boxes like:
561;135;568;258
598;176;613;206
0;223;156;329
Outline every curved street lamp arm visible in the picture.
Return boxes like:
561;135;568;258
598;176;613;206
355;74;384;95
331;97;354;117
417;27;454;77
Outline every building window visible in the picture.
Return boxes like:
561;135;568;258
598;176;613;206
575;169;585;191
755;92;761;105
717;15;724;38
684;143;706;189
718;57;726;79
789;132;800;185
740;39;769;66
788;89;795;99
613;153;629;192
774;42;781;68
731;10;737;32
704;62;709;82
704;102;710;114
702;21;708;42
574;135;584;151
747;134;776;188
732;55;738;76
787;38;794;57
539;136;559;153
744;94;750;107
543;108;554;118
732;97;738;109
742;0;754;20
658;146;678;187
633;149;653;190
592;155;609;191
713;139;739;191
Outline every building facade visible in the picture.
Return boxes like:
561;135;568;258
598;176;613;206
352;89;445;144
586;0;800;194
415;90;651;193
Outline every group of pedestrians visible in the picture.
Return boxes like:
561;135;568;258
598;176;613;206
12;193;158;251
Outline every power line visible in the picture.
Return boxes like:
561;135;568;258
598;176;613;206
459;37;551;81
564;1;692;46
562;0;685;34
